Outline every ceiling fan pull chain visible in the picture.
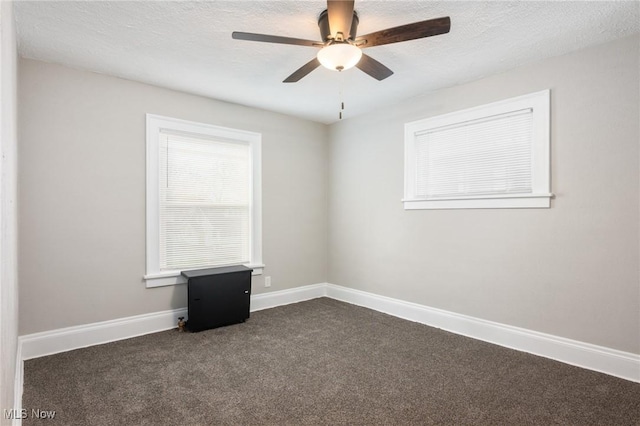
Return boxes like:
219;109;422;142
339;72;345;120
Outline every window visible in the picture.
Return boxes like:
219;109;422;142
403;90;551;210
145;115;262;288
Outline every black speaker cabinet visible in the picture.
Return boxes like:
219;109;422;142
181;265;252;332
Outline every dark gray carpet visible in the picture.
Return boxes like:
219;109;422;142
22;298;640;425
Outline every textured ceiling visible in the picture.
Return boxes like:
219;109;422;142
14;1;640;124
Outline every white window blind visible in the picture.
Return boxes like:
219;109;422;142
414;109;533;199
403;90;551;210
158;131;251;271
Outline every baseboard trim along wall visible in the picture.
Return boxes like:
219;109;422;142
19;307;189;361
18;283;327;361
250;283;326;312
324;284;640;383
17;282;639;386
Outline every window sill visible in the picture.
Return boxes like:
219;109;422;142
402;193;553;210
145;264;264;288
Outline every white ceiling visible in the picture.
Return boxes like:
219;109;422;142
14;1;640;124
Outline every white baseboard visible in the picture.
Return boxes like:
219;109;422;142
17;282;639;386
250;283;326;312
325;283;640;383
18;283;327;361
19;307;188;361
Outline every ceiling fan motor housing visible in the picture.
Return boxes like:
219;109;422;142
318;9;359;42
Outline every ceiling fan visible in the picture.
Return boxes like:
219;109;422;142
232;0;451;83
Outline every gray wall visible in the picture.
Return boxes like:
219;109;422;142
328;35;639;354
17;35;640;356
1;1;18;419
18;58;328;335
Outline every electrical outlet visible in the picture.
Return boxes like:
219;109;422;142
264;276;271;287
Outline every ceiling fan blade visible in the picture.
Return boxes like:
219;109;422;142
355;16;450;48
232;32;321;47
356;53;394;81
327;0;355;39
283;58;321;83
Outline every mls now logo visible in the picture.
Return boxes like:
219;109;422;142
4;408;56;420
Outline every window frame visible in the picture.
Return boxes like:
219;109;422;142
403;90;552;210
145;114;263;288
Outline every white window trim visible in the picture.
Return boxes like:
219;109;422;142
145;114;263;288
403;90;552;210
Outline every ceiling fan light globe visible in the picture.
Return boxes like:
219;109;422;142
317;43;362;71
